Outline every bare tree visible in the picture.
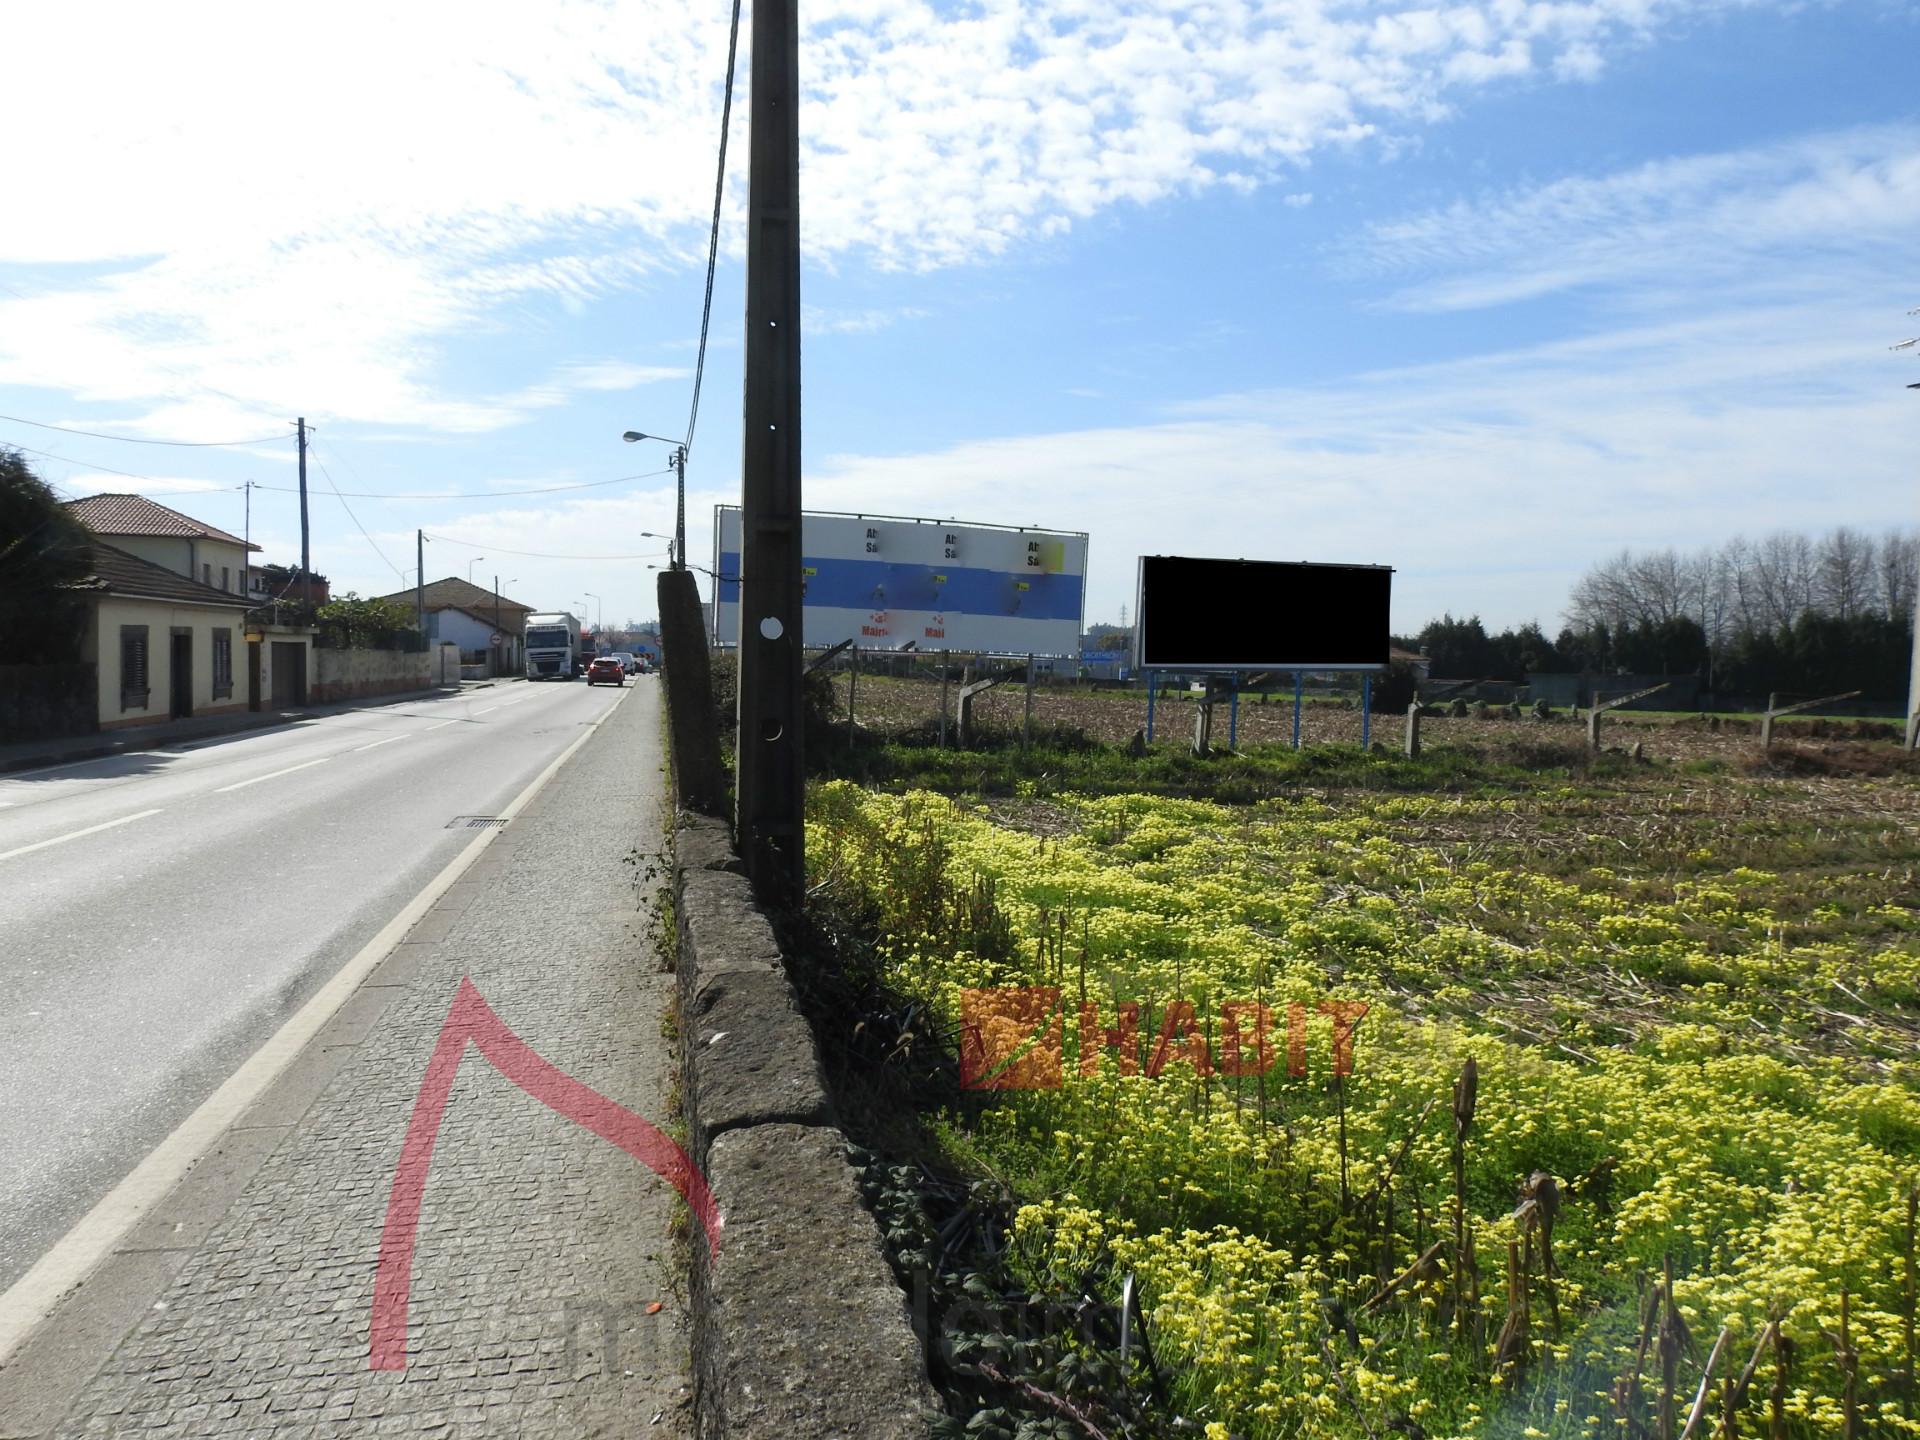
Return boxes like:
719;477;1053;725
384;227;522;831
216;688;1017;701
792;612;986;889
1880;532;1919;621
1815;527;1876;620
1567;527;1917;639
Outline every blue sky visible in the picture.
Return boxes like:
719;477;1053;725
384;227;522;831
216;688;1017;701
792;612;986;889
1;0;1914;637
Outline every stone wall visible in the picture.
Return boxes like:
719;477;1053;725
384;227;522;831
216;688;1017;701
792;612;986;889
673;813;935;1439
309;647;433;703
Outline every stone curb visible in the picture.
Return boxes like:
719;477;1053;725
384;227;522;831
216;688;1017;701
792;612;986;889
672;812;936;1440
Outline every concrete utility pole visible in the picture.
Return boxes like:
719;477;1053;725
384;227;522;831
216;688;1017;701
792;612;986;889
1908;581;1920;750
296;417;311;605
734;0;805;902
415;531;426;646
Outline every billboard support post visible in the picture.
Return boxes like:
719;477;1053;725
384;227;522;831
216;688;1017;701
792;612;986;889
848;645;858;748
1228;677;1239;751
1145;672;1157;743
939;651;950;748
1292;672;1304;750
1361;673;1372;749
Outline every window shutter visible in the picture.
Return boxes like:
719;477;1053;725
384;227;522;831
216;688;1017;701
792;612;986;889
120;626;150;710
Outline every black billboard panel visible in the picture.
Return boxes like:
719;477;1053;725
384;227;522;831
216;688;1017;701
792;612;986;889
1135;555;1392;671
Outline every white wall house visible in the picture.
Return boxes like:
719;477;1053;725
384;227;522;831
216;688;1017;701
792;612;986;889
74;545;264;729
64;493;258;598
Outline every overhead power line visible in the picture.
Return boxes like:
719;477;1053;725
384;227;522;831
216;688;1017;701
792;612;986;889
424;532;673;561
312;450;408;584
0;412;291;447
248;466;673;500
683;0;744;458
0;437;245;493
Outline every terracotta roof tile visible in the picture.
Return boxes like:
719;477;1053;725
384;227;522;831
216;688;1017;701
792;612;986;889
375;576;535;615
72;543;255;608
64;493;257;550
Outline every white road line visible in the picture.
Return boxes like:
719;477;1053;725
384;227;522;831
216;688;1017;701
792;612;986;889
211;758;331;793
0;684;629;1365
352;736;411;753
0;809;164;863
424;719;462;732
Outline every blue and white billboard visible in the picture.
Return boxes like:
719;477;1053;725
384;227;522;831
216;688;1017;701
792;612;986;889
713;507;1088;657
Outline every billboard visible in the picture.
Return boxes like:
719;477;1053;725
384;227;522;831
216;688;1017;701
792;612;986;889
1134;555;1392;671
712;508;1088;657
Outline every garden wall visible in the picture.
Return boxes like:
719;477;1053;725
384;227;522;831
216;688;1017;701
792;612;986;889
673;812;934;1439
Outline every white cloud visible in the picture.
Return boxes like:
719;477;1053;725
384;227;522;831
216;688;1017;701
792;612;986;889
0;0;1772;435
801;292;1916;631
1348;125;1920;311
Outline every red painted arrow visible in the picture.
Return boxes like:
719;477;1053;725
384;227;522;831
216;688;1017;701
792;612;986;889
370;976;720;1370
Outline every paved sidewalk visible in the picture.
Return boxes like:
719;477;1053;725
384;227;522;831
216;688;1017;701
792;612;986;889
1;683;689;1438
0;682;514;776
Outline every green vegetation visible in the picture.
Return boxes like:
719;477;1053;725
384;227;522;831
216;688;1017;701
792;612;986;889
805;732;1920;1439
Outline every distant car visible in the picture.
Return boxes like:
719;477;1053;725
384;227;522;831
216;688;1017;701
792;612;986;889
610;652;638;675
585;656;625;687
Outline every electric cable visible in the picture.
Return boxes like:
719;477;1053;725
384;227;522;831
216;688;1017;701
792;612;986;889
0;412;290;447
424;532;674;561
683;0;744;457
312;453;408;584
247;466;672;500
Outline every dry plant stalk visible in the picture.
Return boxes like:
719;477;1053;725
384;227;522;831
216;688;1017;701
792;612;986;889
1492;1241;1531;1375
1451;1057;1478;1344
1677;1325;1731;1440
1615;1274;1663;1432
1769;1315;1789;1440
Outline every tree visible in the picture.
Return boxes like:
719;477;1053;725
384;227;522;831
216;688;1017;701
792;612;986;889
1416;614;1496;678
314;593;420;649
0;449;94;665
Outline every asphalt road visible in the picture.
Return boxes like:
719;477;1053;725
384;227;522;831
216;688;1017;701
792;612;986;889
0;677;642;1291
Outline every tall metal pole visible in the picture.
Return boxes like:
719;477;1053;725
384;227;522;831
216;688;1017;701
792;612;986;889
415;530;426;647
735;0;805;901
296;417;311;605
494;574;502;679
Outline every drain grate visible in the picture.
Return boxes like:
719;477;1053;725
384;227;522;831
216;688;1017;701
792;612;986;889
446;815;508;829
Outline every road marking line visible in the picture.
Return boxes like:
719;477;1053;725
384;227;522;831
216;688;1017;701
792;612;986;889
212;757;331;793
353;736;411;753
0;685;629;1365
0;809;163;863
424;719;462;732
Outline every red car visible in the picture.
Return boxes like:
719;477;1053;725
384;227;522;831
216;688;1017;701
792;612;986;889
585;656;625;687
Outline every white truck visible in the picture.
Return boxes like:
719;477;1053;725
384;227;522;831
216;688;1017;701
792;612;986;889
523;612;582;680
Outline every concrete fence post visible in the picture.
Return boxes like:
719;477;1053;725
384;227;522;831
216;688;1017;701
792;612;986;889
1023;653;1034;750
938;651;950;748
1761;692;1777;751
1587;707;1603;752
847;645;857;749
1404;701;1421;757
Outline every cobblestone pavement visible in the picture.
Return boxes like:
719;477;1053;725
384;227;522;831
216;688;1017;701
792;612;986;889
34;682;690;1438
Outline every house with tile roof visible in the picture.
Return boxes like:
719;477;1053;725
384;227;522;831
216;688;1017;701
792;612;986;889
374;576;535;675
57;496;316;729
63;493;259;600
67;542;304;729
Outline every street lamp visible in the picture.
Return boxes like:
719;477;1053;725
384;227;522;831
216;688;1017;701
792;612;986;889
639;530;677;565
623;430;686;569
584;592;602;630
493;575;518;676
467;556;486;583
